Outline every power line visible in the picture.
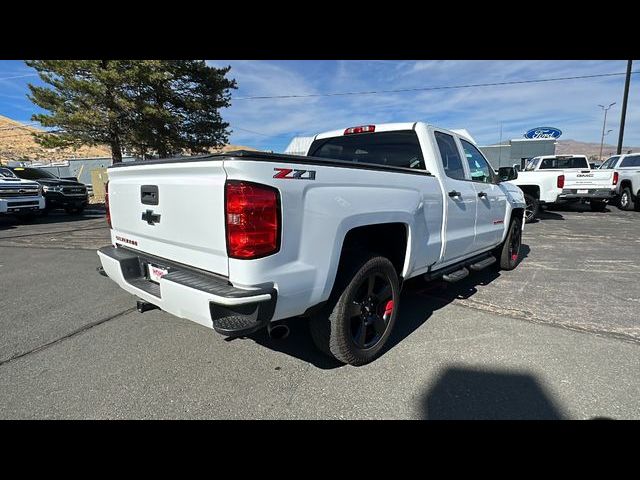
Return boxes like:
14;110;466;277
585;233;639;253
232;126;272;137
232;71;640;101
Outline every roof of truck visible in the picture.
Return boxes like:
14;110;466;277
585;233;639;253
313;122;471;142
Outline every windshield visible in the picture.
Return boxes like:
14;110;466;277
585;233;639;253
307;131;426;170
524;158;540;171
539;157;589;169
600;156;620;169
0;167;17;178
12;167;59;180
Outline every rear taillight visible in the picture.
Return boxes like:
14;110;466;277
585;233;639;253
225;180;280;259
344;125;375;135
557;174;565;189
105;181;111;228
613;172;619;185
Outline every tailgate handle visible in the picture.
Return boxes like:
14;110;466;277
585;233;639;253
141;185;159;205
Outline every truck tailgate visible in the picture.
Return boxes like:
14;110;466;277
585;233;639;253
564;169;614;188
107;160;229;277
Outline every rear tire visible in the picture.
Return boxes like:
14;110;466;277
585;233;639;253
619;187;635;211
495;216;522;270
590;200;607;212
309;254;400;366
523;193;539;223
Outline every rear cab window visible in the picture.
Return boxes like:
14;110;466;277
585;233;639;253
539;157;589;169
308;131;426;171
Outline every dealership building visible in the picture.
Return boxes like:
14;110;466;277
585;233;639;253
479;138;557;169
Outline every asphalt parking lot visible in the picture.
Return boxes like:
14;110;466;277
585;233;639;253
1;204;639;419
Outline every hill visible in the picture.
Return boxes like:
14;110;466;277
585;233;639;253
556;139;639;159
0;115;112;163
0;114;258;164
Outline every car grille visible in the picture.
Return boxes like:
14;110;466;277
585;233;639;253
62;187;86;194
8;200;40;207
0;188;40;198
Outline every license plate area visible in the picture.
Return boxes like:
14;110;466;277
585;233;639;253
146;263;169;284
577;189;589;194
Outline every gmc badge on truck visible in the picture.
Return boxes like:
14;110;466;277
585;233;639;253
273;168;316;180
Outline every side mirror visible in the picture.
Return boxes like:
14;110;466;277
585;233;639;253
498;166;518;181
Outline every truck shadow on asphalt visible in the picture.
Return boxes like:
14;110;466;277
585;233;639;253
535;209;565;221
251;244;531;370
0;211;104;231
420;366;565;419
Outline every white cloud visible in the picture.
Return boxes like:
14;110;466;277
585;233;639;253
205;60;640;151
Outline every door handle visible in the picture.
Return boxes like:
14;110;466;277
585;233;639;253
477;192;487;198
448;190;461;198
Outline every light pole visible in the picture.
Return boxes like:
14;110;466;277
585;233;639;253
599;102;616;161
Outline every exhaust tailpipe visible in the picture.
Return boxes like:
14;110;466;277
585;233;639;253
267;322;289;340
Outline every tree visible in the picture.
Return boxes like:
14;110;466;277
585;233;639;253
125;61;237;158
26;60;237;163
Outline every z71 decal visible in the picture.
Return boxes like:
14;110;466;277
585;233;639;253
273;168;316;180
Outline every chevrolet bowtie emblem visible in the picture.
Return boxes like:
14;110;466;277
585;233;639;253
141;209;161;225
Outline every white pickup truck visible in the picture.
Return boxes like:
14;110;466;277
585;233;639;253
497;165;564;223
518;155;617;212
0;167;45;219
599;153;640;211
97;122;526;365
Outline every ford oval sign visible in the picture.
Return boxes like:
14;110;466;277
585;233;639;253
524;127;562;139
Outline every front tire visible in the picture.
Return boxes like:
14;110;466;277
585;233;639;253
619;187;635;211
309;254;400;366
495;216;522;270
523;193;539;223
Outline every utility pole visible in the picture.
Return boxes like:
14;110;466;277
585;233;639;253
498;122;503;166
598;102;616;161
617;60;633;155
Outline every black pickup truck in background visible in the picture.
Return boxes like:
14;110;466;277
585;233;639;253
9;166;88;215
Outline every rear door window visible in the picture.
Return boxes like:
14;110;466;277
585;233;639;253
620;155;640;168
434;131;466;180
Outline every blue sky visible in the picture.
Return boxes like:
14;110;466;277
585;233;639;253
2;60;638;152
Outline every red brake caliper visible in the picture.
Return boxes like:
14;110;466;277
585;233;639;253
511;253;518;261
383;300;394;319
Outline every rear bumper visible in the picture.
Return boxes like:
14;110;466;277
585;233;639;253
97;245;277;336
558;189;615;200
